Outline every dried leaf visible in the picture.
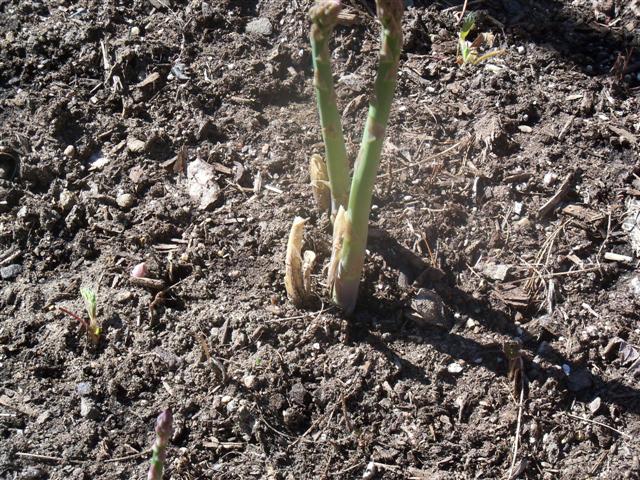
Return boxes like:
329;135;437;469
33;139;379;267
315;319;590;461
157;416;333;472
327;206;349;294
302;250;317;296
285;217;307;307
309;154;330;213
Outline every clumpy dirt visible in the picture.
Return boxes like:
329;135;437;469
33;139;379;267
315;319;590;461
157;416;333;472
1;0;640;478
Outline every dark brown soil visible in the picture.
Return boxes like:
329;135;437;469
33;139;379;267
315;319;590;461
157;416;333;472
1;0;640;478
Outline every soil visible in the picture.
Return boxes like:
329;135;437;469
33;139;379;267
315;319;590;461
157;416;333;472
1;0;640;478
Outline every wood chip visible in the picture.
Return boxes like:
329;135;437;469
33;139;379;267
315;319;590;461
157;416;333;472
134;72;161;89
129;276;166;290
608;125;637;144
561;204;605;224
538;172;574;218
603;252;633;263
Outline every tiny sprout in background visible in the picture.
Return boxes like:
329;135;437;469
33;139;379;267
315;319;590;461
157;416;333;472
457;13;505;66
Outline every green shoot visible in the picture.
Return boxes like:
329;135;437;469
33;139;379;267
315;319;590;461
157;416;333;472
148;409;173;480
80;287;101;343
456;13;505;65
309;0;350;217
300;0;404;314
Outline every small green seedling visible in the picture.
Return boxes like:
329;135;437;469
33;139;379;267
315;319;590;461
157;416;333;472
80;287;101;343
57;287;102;344
456;13;504;65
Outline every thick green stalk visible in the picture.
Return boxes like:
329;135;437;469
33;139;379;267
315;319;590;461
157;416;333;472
310;0;350;216
333;0;403;313
148;409;173;480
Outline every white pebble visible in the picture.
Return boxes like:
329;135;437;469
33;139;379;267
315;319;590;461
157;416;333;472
447;362;463;374
543;172;557;187
64;145;76;157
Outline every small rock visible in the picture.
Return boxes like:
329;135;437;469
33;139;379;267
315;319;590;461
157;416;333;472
130;26;140;37
245;17;272;36
406;288;450;329
480;263;510;281
115;291;133;303
187;158;222;210
35;411;50;425
588;396;601;414
622;199;640;256
80;397;98;419
226;399;238;414
19;466;46;480
58;190;77;213
65;204;86;231
630;276;640;298
518;125;533;133
63;145;76;158
543;172;558;187
243;374;256;389
289;382;310;407
116;193;136;209
447;362;464;374
513;201;524;216
127;137;146;153
517;45;525;54
231;331;248;349
1;264;22;280
76;382;93;396
514;217;532;230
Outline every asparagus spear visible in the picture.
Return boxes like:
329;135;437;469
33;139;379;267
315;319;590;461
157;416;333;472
148;409;173;480
310;0;350;217
332;0;404;313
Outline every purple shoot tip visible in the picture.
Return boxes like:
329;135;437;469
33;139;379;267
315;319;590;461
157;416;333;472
148;408;173;480
155;408;173;439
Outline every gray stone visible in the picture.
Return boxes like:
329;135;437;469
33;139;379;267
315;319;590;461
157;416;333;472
1;264;22;280
246;17;272;36
630;276;640;298
480;263;510;281
76;382;93;396
80;397;99;419
406;288;450;329
58;190;77;213
116;193;136;209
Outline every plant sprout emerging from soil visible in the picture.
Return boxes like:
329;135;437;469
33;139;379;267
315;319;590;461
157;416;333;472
148;408;173;480
456;13;504;65
57;287;102;344
80;287;101;343
286;0;403;314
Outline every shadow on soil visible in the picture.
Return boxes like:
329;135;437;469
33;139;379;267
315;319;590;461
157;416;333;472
351;229;640;418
